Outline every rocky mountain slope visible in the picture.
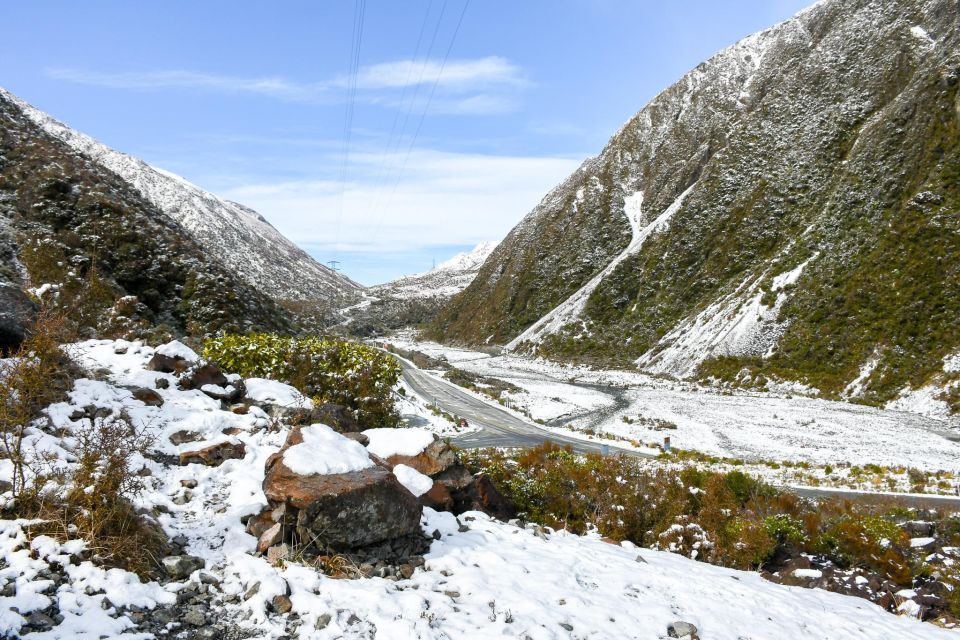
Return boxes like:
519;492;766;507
0;88;293;342
343;242;497;337
430;0;960;413
0;87;360;306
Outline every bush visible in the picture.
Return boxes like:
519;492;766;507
31;412;166;577
203;333;401;427
0;310;74;498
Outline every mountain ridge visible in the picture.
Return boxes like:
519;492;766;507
0;86;360;305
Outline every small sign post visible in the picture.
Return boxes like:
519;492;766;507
663;436;671;452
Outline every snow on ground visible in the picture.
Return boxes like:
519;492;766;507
390;335;960;473
1;337;957;638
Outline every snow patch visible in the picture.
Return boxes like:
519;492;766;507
364;427;436;459
282;424;374;476
392;464;433;497
155;340;198;362
244;378;313;409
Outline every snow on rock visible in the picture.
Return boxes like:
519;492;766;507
392;464;433;497
244;378;313;409
508;183;695;351
281;424;374;476
364;427;436;459
155;340;198;362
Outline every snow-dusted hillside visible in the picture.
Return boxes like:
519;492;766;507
0;87;359;303
432;0;960;414
372;242;497;300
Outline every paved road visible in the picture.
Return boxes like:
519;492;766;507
395;355;650;458
393;354;960;510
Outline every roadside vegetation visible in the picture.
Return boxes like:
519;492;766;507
462;443;960;621
203;332;402;427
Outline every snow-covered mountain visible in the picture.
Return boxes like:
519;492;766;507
0;87;360;303
431;0;960;414
340;242;498;337
373;242;497;300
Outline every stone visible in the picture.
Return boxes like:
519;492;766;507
271;595;293;615
315;613;332;630
342;432;370;446
131;387;164;407
179;363;228;390
181;478;198;489
146;353;188;374
312;403;363;432
243;582;260;601
260;426;421;550
258;522;284;553
179;441;246;467
385;436;457;476
198;571;221;586
161;554;205;580
169;430;203;446
420;481;454;512
26;611;54;631
155;377;170;390
399;563;415;579
667;621;699;639
0;284;38;354
267;543;291;565
183;605;207;626
452;474;516;521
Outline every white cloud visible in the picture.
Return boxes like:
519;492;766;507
46;68;330;101
217;149;580;257
46;56;525;108
351;56;523;90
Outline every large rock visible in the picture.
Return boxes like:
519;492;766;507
179;363;228;390
259;426;421;551
0;285;37;354
385;437;457;476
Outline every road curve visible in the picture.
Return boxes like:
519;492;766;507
394;355;649;458
392;353;960;510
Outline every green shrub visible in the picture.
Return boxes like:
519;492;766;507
764;514;808;545
203;333;401;427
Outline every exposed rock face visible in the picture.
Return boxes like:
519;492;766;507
0;284;37;353
431;0;960;410
257;427;421;551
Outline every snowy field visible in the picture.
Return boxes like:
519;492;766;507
0;338;953;638
387;334;960;473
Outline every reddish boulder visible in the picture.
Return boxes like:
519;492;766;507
259;426;421;551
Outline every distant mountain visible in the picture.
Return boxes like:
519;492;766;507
374;242;497;301
0;87;295;341
430;0;960;415
1;87;360;305
341;242;497;337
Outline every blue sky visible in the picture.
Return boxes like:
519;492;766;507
1;0;811;285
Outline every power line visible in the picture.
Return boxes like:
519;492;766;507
370;0;470;243
332;0;367;262
361;0;436;231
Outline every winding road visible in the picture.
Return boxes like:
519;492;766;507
393;353;960;510
396;355;643;457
